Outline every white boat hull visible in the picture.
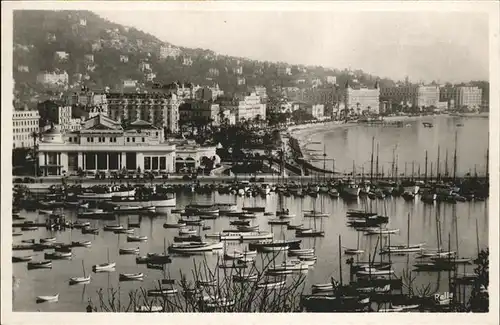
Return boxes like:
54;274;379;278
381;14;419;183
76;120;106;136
112;197;176;207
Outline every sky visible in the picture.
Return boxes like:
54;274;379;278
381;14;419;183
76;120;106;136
95;10;489;83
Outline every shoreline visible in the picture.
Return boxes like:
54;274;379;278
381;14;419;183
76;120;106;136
287;114;451;164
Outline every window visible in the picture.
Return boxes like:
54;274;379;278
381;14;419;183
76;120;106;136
87;137;91;142
159;157;166;170
142;137;145;142
132;137;135;142
156;132;159;137
127;137;130;142
144;157;151;170
152;157;159;170
69;137;72;142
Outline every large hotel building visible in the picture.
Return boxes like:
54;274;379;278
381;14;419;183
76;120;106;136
380;84;440;109
37;114;216;176
343;81;380;114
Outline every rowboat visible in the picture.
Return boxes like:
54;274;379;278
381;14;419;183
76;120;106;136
233;273;258;282
36;294;59;303
147;289;178;297
114;228;135;234
12;232;23;237
163;222;186;229
21;226;38;231
38;209;53;215
261;245;289;253
287;224;304;230
364;228;400;235
12;255;33;263
71;240;92;247
69;275;91;284
196;279;217;287
356;268;395;276
28;260;52;269
289;248;315;256
104;225;124;231
45;251;72;259
312;283;335;292
168;241;224;253
119;273;144;281
205;298;236;309
257;280;286;289
378;306;404;312
72;221;90;229
268;219;290;225
92;262;116;272
233;249;257;256
127;235;148;242
21;239;35;244
179;228;197;236
119;247;140;255
344;248;365;255
298;255;317;266
40;237;57;243
81;227;99;235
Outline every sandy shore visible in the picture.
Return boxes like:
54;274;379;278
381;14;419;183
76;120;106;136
287;115;444;162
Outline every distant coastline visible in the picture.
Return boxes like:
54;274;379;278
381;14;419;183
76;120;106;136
287;113;488;165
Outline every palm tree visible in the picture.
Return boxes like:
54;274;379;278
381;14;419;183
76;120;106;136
30;131;39;177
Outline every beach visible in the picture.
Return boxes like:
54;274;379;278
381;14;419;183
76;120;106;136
288;115;449;163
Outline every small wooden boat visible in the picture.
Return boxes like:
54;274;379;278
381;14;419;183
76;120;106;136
12;255;33;263
161;278;176;285
202;225;211;230
72;221;91;229
233;249;257;256
104;225;124;231
12;231;23;237
179;228;197;236
364;228;400;235
196;279;217;287
28;260;52;269
45;251;72;259
36;293;59;303
163;222;186;229
147;289;178;297
119;247;140;255
257;279;286;289
114;228;135;234
127;235;148;242
289;248;314;256
92;262;116;272
21;239;35;244
38;209;54;215
287;223;304;230
119;272;144;281
233;273;258;282
268;219;290;225
21;226;38;231
344;248;365;255
81;227;99;235
356;268;395;276
71;240;92;247
69;275;91;284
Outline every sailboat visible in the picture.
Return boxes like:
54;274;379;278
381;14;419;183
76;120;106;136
380;213;425;254
92;248;116;272
344;232;364;255
70;260;91;284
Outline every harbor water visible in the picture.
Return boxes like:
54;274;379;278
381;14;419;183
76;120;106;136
12;115;490;312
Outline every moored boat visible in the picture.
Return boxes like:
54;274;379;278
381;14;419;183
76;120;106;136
36;293;59;303
119;272;144;281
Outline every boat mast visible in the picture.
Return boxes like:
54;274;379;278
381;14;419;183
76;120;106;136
436;145;441;181
444;149;449;179
486;147;489;178
453;130;458;181
370;136;375;183
323;143;326;182
430;162;433;180
404;162;408;180
338;235;343;286
375;143;379;181
411;161;415;181
407;212;410;248
424;150;428;182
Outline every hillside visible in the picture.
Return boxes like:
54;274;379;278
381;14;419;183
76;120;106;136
13;10;397;107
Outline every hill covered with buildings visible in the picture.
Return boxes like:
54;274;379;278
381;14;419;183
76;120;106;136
13;10;399;107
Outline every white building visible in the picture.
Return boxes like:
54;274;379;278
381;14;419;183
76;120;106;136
306;104;325;120
54;51;69;61
38;115;176;176
123;79;137;88
84;54;94;63
455;86;483;111
13;110;40;149
139;61;151;72
160;45;181;59
182;57;193;66
79;18;87;26
278;66;292;76
36;71;69;87
237;77;246;85
233;66;243;75
326;76;337;84
120;55;129;63
145;72;156;82
17;65;29;72
208;68;219;77
235;92;267;122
